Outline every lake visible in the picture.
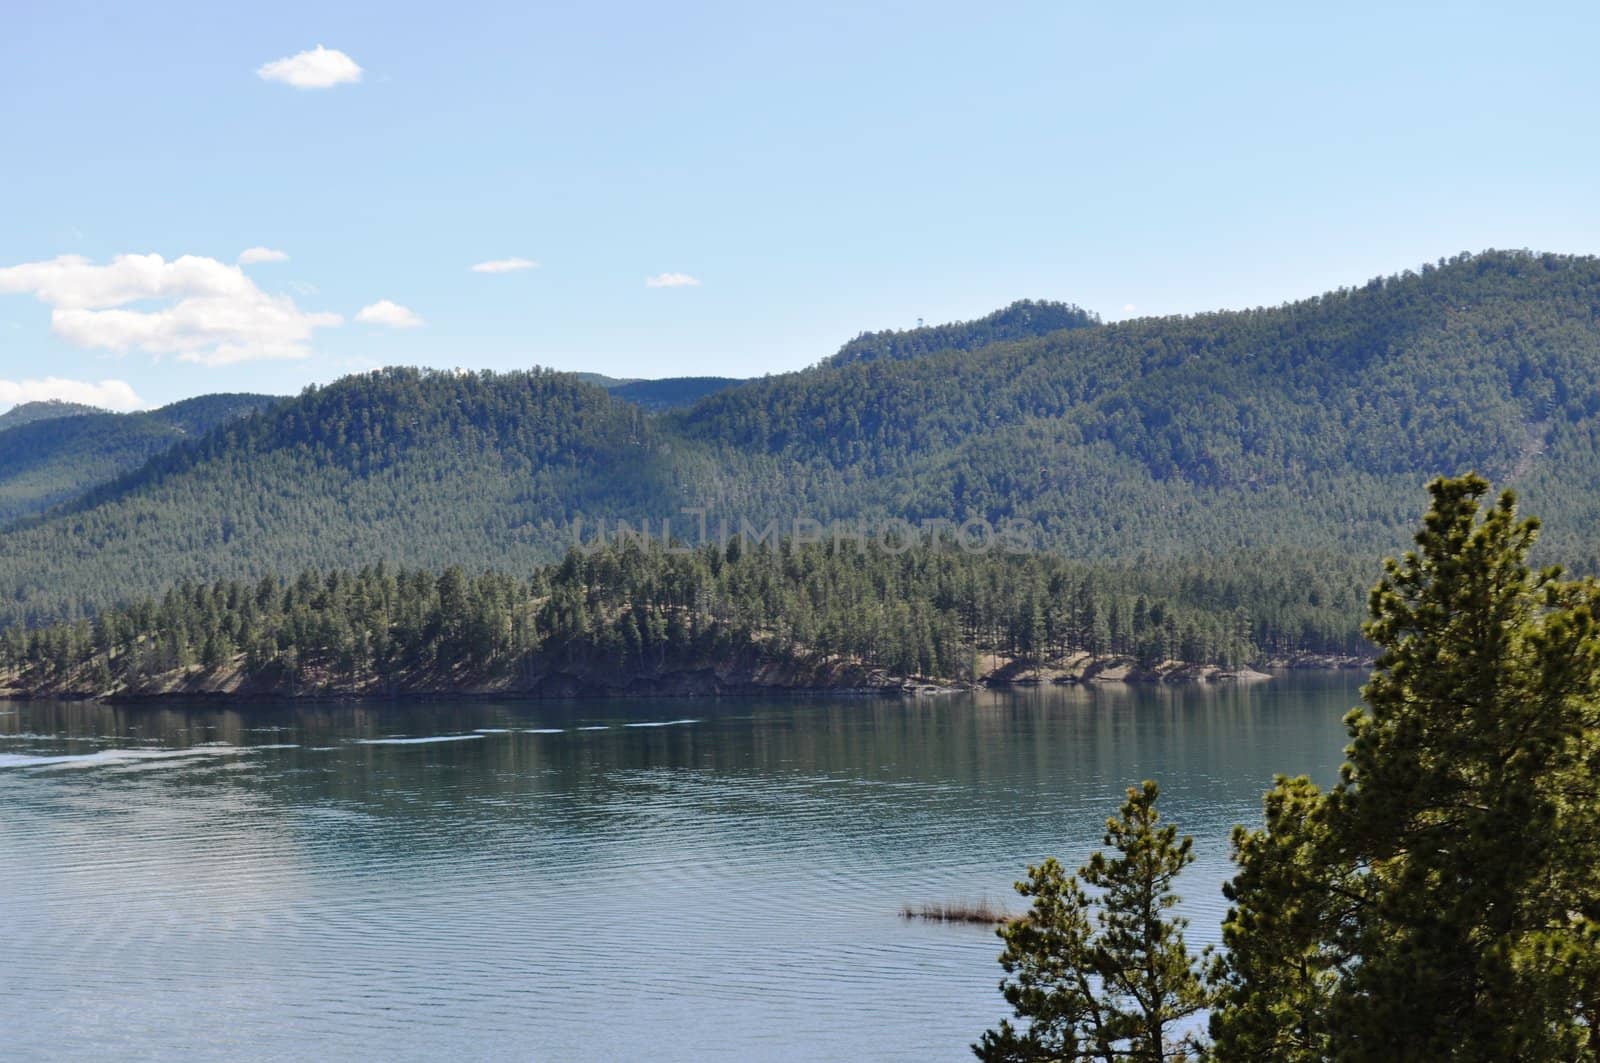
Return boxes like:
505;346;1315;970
0;675;1359;1061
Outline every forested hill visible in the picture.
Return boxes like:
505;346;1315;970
826;299;1099;367
0;370;686;626
0;400;106;430
2;249;1600;628
0;393;278;527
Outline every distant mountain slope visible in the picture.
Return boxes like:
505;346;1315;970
0;400;105;431
3;250;1600;627
572;373;743;410
606;376;741;411
0;394;277;527
825;299;1099;367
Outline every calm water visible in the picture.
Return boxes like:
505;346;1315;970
0;675;1359;1061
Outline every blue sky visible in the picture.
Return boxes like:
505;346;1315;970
2;1;1598;410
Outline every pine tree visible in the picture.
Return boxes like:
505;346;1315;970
1210;474;1600;1059
976;781;1208;1062
974;858;1110;1062
1085;781;1209;1061
1207;776;1343;1061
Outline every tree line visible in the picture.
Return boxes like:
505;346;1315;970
0;538;1369;696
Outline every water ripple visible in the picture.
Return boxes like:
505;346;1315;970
0;677;1360;1062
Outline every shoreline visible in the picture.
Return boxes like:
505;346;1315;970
0;656;1371;705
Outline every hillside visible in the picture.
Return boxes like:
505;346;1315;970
2;250;1599;629
0;394;278;527
675;250;1600;561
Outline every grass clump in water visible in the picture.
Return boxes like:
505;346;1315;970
901;899;1017;925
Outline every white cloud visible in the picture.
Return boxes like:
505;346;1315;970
239;247;289;265
645;272;701;289
1122;303;1137;313
257;45;363;89
0;253;341;365
470;257;539;274
356;300;424;328
0;378;145;413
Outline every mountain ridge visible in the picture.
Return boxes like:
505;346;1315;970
824;298;1100;367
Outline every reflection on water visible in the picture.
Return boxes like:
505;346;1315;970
0;676;1360;1062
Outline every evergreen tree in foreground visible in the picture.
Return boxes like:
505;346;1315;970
1210;474;1600;1060
975;781;1208;1062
